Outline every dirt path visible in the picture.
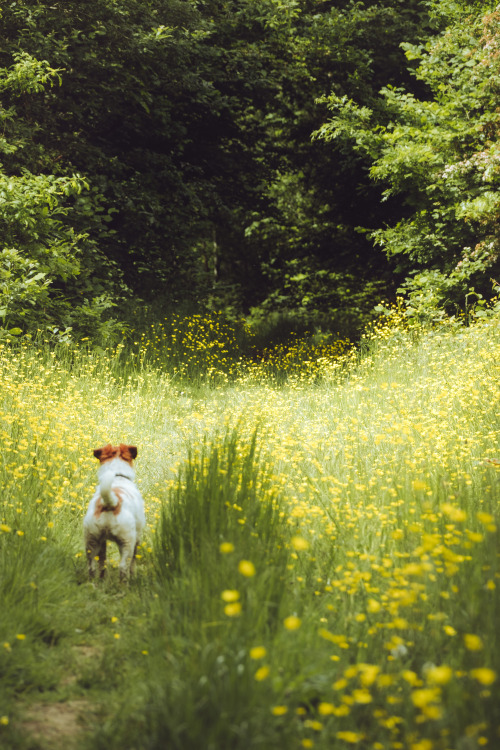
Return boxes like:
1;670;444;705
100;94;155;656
19;646;102;750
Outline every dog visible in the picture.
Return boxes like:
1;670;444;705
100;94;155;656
83;443;145;581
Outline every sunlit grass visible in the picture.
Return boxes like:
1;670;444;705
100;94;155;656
0;309;499;749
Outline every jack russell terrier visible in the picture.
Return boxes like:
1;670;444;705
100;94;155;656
83;444;145;581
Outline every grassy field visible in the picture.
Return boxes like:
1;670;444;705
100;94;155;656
0;311;499;750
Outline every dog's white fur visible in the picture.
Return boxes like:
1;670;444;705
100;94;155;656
83;443;145;581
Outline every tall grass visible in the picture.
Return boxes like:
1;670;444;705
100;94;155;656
0;311;499;749
93;431;302;750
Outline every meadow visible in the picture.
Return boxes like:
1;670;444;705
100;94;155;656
0;309;499;750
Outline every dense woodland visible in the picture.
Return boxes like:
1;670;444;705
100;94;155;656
0;0;499;341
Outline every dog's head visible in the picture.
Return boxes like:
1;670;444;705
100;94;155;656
93;444;138;463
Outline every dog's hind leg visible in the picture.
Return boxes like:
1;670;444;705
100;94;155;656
97;538;107;579
85;534;101;580
118;537;136;582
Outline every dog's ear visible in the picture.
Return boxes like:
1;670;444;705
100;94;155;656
120;444;137;461
94;444;113;461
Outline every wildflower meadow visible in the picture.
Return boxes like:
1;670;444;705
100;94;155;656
0;309;499;750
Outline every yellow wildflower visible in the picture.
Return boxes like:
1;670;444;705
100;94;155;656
221;589;240;602
425;665;453;685
359;664;380;686
304;720;323;731
318;702;335;715
254;665;270;681
464;634;483;651
291;536;310;551
283;615;302;630
410;741;433;750
441;503;467;522
238;560;256;577
411;687;441;711
412;480;428;492
224;602;242;617
271;705;288;716
352;689;372;704
470;668;496;685
336;730;364;743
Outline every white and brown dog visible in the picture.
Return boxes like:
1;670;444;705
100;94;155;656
83;443;145;581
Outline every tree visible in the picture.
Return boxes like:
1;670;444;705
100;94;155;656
0;52;93;337
0;0;222;336
315;0;500;321
194;0;436;335
0;0;444;338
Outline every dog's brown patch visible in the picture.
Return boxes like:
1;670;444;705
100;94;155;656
93;443;137;464
94;491;123;518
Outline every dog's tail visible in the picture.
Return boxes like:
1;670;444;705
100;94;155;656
99;470;120;509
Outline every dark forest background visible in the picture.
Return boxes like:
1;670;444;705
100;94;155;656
0;0;499;342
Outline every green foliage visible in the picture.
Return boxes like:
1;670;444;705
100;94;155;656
316;0;500;316
254;257;388;339
0;51;63;94
0;171;84;327
0;0;209;337
0;45;124;341
154;429;290;622
237;0;432;328
5;0;499;335
0;0;439;338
